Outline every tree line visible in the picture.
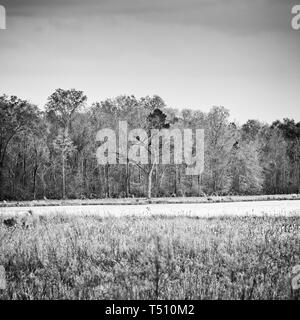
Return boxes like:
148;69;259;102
0;89;299;200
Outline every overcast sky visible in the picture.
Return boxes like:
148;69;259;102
0;0;299;124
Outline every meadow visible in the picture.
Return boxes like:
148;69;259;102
0;210;300;300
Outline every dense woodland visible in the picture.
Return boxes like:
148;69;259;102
0;89;299;200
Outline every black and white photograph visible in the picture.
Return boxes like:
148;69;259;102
0;0;300;307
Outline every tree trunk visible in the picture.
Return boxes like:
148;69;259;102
197;174;202;196
40;171;46;198
62;153;66;199
81;157;84;194
105;163;110;197
32;165;38;199
22;138;27;188
147;166;154;199
0;166;3;200
126;159;130;197
174;165;177;196
147;174;152;199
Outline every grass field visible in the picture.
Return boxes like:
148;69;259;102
1;211;300;300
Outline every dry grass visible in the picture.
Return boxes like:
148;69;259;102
0;213;300;300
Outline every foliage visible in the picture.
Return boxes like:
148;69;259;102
0;90;300;200
0;95;41;199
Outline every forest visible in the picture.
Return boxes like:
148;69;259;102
0;89;299;200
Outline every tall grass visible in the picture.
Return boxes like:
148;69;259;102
0;214;299;299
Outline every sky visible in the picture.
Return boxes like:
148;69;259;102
0;0;299;124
